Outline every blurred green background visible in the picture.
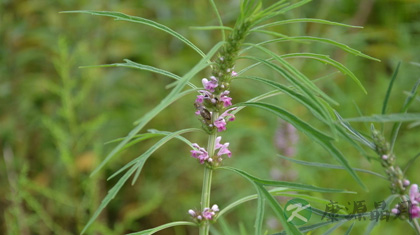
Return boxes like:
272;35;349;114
1;0;420;234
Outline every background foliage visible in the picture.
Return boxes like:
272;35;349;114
1;0;420;234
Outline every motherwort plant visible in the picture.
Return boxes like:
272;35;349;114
63;0;394;234
337;64;420;234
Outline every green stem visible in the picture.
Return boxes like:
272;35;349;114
414;219;420;235
199;166;213;235
200;117;218;235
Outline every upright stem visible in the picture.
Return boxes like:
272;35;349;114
199;113;218;235
414;219;420;235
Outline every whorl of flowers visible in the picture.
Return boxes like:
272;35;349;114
190;136;231;166
188;204;220;221
391;184;420;219
194;65;237;133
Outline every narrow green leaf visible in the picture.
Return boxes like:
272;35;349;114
241;47;338;106
107;128;197;181
408;121;420;128
209;0;226;41
242;102;333;142
189;26;233;31
252;18;362;31
241;102;366;190
254;185;265;235
221;165;302;234
230;90;283;115
90;42;223;176
245;36;379;61
61;10;205;58
240;51;339;136
250;29;291;39
131;128;200;185
239;75;327;123
218;217;234;235
105;133;162;145
80;59;197;89
256;184;303;235
403;152;420;174
335;111;375;150
217;188;332;220
390;79;420;152
280;53;366;93
322;220;347;235
82;128;198;234
253;0;311;26
382;62;401;115
81;164;138;234
126;221;197;235
277;155;386;180
221;167;354;194
344;222;355;235
344;113;420;123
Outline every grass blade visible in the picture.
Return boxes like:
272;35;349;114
390;79;420;151
209;0;226;41
381;62;401;115
81;59;197;89
61;10;205;58
241;102;333;142
280;53;366;93
256;184;303;235
344;113;420;123
221;166;354;194
244;36;379;61
335;111;375;150
252;18;362;31
217;188;332;220
190;26;233;31
81;164;138;234
344;222;355;235
277;155;386;180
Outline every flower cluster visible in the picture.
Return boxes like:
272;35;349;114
188;204;219;221
194;59;238;133
190;136;232;165
392;184;420;219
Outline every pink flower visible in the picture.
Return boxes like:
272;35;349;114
195;95;204;103
188;209;196;217
215;136;231;158
202;76;218;92
410;184;420;204
190;144;209;164
214;118;227;132
202;208;215;219
408;184;420;218
214;108;237;132
188;205;219;221
231;71;238;77
220;91;232;107
411;205;420;219
202;204;219;220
